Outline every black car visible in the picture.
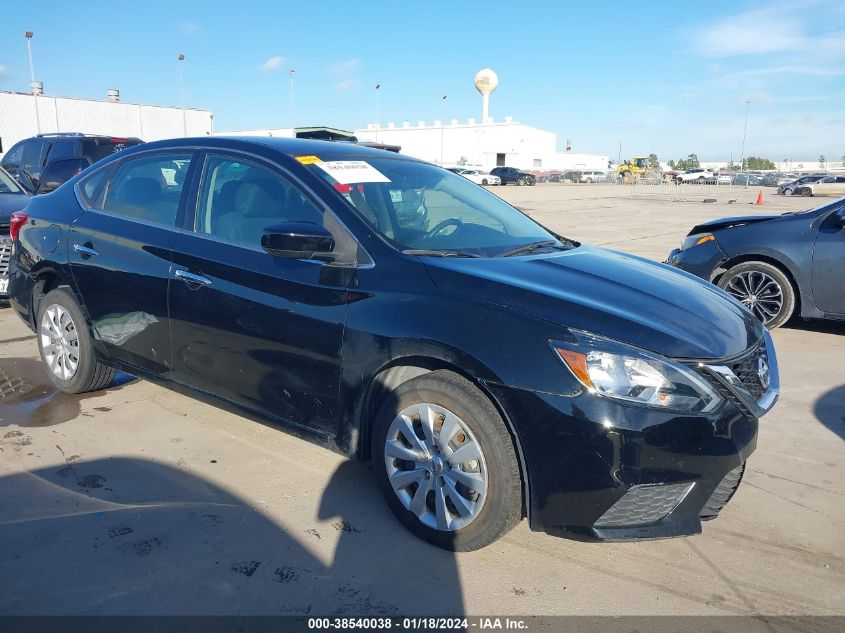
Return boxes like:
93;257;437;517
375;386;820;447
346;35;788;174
489;166;536;186
667;198;845;328
1;132;142;195
9;136;778;550
0;166;30;298
777;174;826;196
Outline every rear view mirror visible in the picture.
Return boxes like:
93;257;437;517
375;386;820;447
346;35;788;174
829;210;845;230
36;158;91;195
261;222;335;259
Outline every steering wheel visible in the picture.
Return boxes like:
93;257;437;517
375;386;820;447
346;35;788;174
425;218;463;239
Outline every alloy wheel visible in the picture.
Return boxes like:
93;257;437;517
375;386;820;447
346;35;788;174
384;402;488;531
725;271;784;324
40;304;80;380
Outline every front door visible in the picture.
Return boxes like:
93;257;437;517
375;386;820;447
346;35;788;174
68;151;195;373
168;153;351;436
811;206;845;314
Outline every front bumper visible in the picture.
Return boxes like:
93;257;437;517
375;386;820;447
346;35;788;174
665;238;727;281
484;335;777;541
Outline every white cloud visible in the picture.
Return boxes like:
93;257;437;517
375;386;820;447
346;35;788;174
0;65;7;80
694;8;807;57
261;56;286;71
334;79;356;92
329;58;360;74
180;22;200;34
718;65;844;81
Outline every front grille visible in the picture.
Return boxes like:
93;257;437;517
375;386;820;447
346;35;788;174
0;236;12;276
728;343;768;400
700;463;745;520
594;482;694;528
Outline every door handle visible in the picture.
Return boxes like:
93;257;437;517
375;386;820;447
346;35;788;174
174;269;212;287
73;243;99;258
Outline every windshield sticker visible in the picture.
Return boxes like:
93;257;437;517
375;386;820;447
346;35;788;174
314;160;391;184
295;155;322;165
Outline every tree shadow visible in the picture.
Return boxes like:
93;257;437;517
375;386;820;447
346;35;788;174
813;385;845;441
0;457;464;615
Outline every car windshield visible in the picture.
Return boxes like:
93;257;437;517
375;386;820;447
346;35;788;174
0;168;23;194
307;155;567;257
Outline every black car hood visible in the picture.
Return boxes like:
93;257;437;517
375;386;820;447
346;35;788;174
0;192;30;224
425;245;761;359
689;214;778;234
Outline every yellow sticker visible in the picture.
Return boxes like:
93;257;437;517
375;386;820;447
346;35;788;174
295;155;321;165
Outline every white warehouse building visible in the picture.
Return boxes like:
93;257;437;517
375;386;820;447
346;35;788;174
0;89;213;156
353;118;608;172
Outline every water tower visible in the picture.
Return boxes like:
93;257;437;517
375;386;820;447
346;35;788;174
474;68;498;123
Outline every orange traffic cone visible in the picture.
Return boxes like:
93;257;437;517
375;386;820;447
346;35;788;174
755;190;764;205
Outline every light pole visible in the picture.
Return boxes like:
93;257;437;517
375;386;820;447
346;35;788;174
25;31;41;134
289;68;296;129
440;95;447;166
178;53;187;136
374;84;380;142
739;100;750;172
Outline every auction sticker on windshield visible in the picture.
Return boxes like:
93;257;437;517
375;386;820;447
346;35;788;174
314;160;391;184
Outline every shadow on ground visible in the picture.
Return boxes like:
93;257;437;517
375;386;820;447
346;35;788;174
814;385;845;441
0;457;463;615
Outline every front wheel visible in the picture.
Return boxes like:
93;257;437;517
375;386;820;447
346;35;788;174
481;179;488;185
37;288;116;393
517;177;526;186
371;370;522;551
717;261;795;328
800;187;813;197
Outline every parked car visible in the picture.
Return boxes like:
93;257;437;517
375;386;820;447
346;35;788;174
579;171;607;183
447;168;500;186
1;132;142;194
730;172;762;187
675;168;714;183
793;175;845;197
0;166;30;298
777;175;826;196
9;136;779;550
714;172;732;185
489;166;536;186
667;197;845;328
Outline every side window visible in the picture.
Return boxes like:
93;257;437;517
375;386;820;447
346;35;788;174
2;142;25;174
102;153;192;226
195;155;323;248
22;140;46;174
77;166;115;209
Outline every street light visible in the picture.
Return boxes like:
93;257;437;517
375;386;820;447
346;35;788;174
374;84;381;142
739;100;750;173
24;30;41;134
440;95;447;166
178;53;187;136
289;68;296;129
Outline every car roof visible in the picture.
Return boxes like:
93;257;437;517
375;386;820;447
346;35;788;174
118;135;422;162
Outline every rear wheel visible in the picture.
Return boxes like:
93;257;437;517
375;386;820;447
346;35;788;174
800;187;813;197
371;370;522;551
37;288;116;393
585;178;593;183
717;261;795;329
481;178;488;185
517;177;526;186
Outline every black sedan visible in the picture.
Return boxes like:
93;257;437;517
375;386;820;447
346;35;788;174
667;198;845;328
0;166;30;297
9;137;778;550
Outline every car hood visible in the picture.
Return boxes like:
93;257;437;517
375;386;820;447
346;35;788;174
424;245;761;359
0;192;30;223
689;214;779;234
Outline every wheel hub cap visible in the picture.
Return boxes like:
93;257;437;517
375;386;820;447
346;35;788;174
384;403;488;532
39;304;80;380
725;271;783;325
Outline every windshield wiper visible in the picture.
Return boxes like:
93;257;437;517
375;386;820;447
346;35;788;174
499;240;568;257
401;249;482;258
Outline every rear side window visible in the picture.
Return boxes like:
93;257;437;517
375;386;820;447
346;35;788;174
102;153;192;226
77;166;115;209
47;141;77;162
82;138;142;164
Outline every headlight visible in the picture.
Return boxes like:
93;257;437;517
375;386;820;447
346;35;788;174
552;331;722;413
680;233;715;251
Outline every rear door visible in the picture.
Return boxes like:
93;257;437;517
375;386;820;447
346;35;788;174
68;150;195;374
168;152;353;436
811;206;845;314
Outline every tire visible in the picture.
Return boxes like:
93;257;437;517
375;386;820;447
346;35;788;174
371;370;522;551
517;177;526;186
585;178;592;183
36;287;117;393
481;179;488;185
717;261;796;329
800;188;813;197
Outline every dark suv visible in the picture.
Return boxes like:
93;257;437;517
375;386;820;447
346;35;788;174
1;133;142;195
489;166;536;186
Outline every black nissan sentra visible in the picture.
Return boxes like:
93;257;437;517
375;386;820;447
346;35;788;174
8;137;779;550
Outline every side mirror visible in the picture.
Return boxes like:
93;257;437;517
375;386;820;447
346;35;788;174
261;222;335;259
36;158;90;195
829;211;845;229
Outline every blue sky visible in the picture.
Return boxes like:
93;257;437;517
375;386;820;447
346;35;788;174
1;0;843;162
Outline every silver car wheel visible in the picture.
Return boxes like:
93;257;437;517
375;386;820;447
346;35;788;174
40;304;80;380
726;271;784;324
384;402;488;532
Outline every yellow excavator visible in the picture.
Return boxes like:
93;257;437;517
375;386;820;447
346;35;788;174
617;156;662;183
